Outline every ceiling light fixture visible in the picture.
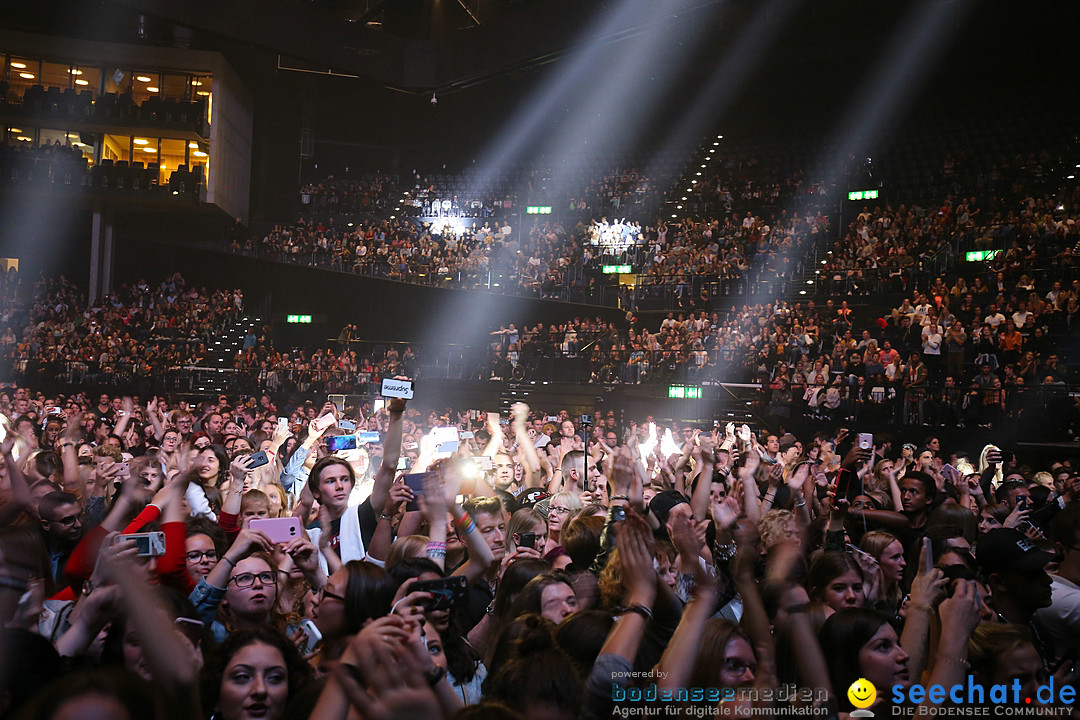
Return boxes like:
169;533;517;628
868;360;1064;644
146;86;159;92
75;79;88;86
18;73;34;79
11;62;26;69
70;69;83;75
137;75;152;82
134;138;149;145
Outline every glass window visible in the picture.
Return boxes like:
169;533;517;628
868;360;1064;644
41;61;69;90
8;57;38;97
103;67;128;95
161;72;188;100
132;71;159;105
192;75;212;98
160;137;186;182
189;140;209;184
103;133;135;164
7;126;34;144
71;65;99;96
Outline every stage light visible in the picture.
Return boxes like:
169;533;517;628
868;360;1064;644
70;69;83;75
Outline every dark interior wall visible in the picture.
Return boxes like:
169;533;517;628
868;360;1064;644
0;190;91;284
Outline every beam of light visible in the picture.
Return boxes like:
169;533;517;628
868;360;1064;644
813;0;979;193
424;0;724;353
641;0;802;195
535;0;720;200
744;0;978;312
467;0;722;199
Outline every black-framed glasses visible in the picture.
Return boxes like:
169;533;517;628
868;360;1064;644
319;586;346;603
722;658;757;675
229;571;276;588
185;550;218;562
52;512;85;527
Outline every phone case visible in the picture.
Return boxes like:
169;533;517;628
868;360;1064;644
412;576;469;610
250;517;303;543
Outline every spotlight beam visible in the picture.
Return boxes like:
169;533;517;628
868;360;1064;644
749;0;979;310
467;0;722;199
643;0;803;199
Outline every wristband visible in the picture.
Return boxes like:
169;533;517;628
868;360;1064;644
220;556;236;568
936;654;970;669
619;604;654;621
611;494;630;502
379;513;393;521
456;515;476;535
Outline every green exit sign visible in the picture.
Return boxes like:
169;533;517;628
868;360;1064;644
526;206;552;215
847;190;880;201
668;385;702;399
602;264;632;274
965;250;1002;262
286;315;312;324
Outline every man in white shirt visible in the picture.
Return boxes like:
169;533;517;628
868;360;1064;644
1012;302;1031;329
983;303;1006;328
1035;504;1080;660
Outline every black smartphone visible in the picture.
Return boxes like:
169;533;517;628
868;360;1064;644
519;531;537;549
835;469;853;499
412;576;469;611
248;451;270;469
404;472;432;512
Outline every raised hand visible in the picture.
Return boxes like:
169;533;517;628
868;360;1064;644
335;617;440;720
711;493;740;530
907;541;948;612
619;511;658;608
229;454;256;485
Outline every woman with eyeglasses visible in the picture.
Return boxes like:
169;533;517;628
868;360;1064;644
219;552;285;639
545;490;583;549
309;559;396;660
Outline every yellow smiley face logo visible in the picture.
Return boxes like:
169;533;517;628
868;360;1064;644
848;678;877;709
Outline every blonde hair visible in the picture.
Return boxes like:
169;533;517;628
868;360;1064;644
758;509;797;550
1032;471;1054;489
386;534;429;569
